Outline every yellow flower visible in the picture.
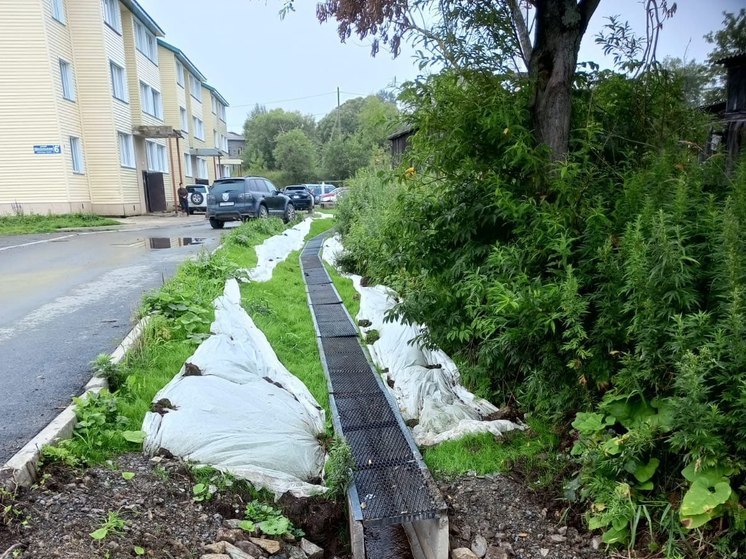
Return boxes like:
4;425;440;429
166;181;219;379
503;128;510;135
404;166;416;178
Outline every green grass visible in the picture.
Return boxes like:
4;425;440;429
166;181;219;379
422;417;560;480
0;213;119;235
239;217;337;418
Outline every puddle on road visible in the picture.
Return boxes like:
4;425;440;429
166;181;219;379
147;237;205;249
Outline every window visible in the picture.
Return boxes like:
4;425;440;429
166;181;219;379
52;0;66;23
189;76;201;99
221;165;231;178
196;158;208;179
218;103;226;122
102;0;121;32
118;132;135;167
176;61;184;87
192;117;204;140
145;140;168;172
139;82;162;119
180;107;188;132
110;62;127;101
70;136;84;173
211;96;218;114
134;21;158;63
59;59;75;101
213;130;219;148
184;153;192;176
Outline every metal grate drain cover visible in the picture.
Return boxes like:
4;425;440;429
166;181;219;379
354;463;438;525
347;425;416;470
335;393;399;430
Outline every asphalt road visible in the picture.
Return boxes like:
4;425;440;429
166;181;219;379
0;215;231;463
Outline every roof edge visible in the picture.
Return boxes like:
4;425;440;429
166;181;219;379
157;39;207;82
121;0;165;36
202;83;229;107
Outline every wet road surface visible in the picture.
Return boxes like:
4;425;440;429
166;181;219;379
0;216;230;463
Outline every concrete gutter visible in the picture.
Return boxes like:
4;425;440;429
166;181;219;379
0;317;150;491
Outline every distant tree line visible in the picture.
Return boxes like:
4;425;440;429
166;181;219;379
240;92;399;187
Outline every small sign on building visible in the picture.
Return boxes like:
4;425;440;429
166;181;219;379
33;144;62;155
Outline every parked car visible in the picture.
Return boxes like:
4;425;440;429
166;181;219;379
307;184;336;205
206;176;296;229
282;185;315;212
320;187;349;208
186;184;209;214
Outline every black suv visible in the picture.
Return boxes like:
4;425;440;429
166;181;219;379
206;177;296;229
283;185;315;212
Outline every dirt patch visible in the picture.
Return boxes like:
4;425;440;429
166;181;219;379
440;472;604;559
0;454;348;559
1;453;607;559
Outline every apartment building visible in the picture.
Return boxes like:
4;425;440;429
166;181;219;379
0;0;229;216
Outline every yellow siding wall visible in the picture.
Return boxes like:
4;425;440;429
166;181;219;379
69;0;139;215
159;48;183;198
0;0;71;214
44;0;89;208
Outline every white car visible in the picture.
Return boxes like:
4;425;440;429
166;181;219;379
186;184;209;214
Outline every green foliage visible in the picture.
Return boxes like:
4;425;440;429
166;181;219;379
242;105;316;170
243;502;302;538
91;353;124;390
324;436;354;498
90;511;126;541
337;64;746;557
273;128;317;184
363;329;380;344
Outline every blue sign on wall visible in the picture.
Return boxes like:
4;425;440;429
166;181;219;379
33;145;62;155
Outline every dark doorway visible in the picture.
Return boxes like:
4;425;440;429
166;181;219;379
143;171;166;212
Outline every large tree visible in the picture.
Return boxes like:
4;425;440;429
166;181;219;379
242;106;316;170
312;0;675;160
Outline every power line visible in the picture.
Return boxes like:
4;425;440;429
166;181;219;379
229;89;371;109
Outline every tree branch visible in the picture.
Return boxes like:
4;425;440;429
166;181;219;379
506;0;533;66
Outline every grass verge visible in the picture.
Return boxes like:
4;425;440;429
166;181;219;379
0;213;119;235
239;217;337;418
421;417;561;482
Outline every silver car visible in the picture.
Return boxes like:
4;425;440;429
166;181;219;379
186;184;209;214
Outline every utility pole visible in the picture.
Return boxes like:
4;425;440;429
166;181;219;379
335;86;341;139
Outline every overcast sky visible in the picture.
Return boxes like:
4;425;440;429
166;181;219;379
137;0;744;132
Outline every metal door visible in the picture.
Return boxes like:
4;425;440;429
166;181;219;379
142;171;167;212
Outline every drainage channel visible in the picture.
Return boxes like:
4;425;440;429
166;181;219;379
301;233;449;559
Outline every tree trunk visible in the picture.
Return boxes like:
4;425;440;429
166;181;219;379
529;0;600;160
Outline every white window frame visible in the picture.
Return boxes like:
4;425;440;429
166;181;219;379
59;59;75;101
134;20;158;64
145;140;168;173
110;61;128;102
180;107;188;132
193;117;204;140
52;0;66;24
218;103;226;122
213;130;219;148
140;81;162;119
176;61;185;87
118;132;135;168
70;136;84;174
184;153;193;177
189;76;201;100
196;157;208;179
102;0;121;32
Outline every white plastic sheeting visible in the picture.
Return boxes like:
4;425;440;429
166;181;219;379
322;235;524;447
143;279;327;497
240;214;333;283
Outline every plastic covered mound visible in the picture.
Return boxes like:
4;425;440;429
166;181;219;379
240;214;333;283
322;236;524;447
143;279;327;497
